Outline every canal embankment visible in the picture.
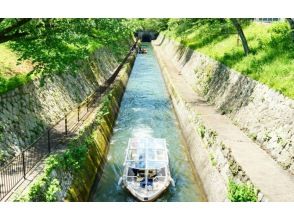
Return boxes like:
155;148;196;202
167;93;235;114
14;53;136;202
152;34;294;202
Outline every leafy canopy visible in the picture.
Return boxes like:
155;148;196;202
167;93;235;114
0;18;133;76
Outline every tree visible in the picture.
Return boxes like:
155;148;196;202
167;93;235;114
230;18;250;55
0;18;133;75
286;18;294;42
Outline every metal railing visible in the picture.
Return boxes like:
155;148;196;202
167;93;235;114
0;42;136;201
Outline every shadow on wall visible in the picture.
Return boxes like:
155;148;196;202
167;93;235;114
169;36;256;115
204;63;257;115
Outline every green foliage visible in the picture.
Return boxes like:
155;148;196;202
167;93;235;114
26;175;61;202
165;19;294;99
0;74;33;94
45;143;88;175
197;124;206;139
5;19;132;74
45;179;61;202
0;149;5;165
227;179;258;202
0;18;133;94
127;18;169;32
27;175;48;201
96;94;112;120
24;138;90;201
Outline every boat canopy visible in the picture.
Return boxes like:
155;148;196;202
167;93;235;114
125;138;168;170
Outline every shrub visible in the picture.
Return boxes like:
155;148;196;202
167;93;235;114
227;179;258;202
24;140;90;202
45;179;61;202
27;175;48;202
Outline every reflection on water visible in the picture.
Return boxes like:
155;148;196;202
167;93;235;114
90;43;206;202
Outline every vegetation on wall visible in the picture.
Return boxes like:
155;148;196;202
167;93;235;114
17;139;91;202
227;179;258;202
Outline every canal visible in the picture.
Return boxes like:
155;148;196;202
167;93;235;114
90;43;206;202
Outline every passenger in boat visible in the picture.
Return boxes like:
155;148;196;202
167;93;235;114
140;178;153;188
137;155;145;168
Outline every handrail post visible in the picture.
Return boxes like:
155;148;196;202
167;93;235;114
65;115;68;135
86;98;89;112
78;106;80;122
22;151;26;179
47;129;51;153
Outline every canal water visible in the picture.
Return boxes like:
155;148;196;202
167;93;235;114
90;43;206;202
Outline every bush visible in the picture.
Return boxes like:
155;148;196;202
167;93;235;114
24;140;90;202
227;179;258;202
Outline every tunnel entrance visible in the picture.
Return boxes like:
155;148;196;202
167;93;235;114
135;31;159;42
142;33;151;42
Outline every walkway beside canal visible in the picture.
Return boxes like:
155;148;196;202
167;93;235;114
153;42;294;202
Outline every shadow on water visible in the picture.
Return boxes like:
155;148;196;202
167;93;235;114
90;43;206;202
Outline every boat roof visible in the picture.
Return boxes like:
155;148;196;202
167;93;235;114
125;138;168;170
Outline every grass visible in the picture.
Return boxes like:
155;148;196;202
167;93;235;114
0;43;34;94
165;21;294;99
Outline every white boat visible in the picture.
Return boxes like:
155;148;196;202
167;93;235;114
118;137;174;201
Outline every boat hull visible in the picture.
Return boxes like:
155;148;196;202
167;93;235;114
125;181;170;202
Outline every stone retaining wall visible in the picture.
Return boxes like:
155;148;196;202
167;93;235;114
16;53;135;202
155;34;294;174
65;54;135;201
0;48;123;164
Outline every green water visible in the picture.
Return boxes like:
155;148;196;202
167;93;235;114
90;43;206;202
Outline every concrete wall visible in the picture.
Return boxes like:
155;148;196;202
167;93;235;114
154;34;294;175
0;48;122;164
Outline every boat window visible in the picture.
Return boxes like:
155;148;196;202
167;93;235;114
147;149;166;161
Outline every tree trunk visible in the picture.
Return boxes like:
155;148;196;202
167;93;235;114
286;18;294;42
230;18;250;55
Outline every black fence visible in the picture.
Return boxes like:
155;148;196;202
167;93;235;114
0;42;136;201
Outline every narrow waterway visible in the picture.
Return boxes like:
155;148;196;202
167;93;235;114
90;43;206;202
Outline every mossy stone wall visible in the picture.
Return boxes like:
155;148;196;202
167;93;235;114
64;54;135;201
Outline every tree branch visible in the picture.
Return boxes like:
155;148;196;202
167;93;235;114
0;18;32;36
0;31;29;44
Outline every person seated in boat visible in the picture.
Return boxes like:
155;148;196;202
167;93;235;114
137;155;145;168
140;178;153;188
